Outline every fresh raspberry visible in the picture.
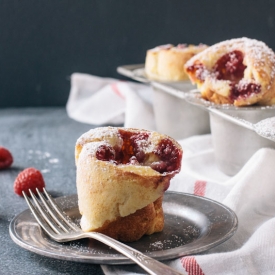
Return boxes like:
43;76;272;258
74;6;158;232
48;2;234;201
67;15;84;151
0;146;13;169
14;167;45;196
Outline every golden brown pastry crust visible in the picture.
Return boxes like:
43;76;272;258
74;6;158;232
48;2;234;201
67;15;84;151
96;196;164;242
75;127;182;242
184;37;275;107
145;44;208;81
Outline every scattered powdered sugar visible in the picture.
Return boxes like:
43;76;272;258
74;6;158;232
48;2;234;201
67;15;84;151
28;150;51;159
233;117;254;130
197;37;275;67
67;241;108;254
150;241;164;249
211;214;229;223
136;136;155;154
48;158;59;164
82;141;109;158
146;228;199;252
77;127;122;148
27;149;60;171
41;169;50;173
254;117;275;141
182;225;200;240
148;234;187;251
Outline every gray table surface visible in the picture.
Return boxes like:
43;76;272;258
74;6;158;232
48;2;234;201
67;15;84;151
0;107;106;275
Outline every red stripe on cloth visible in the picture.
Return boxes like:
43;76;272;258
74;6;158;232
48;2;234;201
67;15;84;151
111;83;125;99
194;180;207;197
181;256;205;275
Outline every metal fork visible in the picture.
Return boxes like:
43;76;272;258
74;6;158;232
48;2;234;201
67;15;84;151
23;188;184;275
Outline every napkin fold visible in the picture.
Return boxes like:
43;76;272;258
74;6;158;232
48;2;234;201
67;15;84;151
66;73;155;130
102;136;275;275
67;74;275;275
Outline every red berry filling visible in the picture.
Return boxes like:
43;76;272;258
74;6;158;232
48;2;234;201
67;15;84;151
232;82;261;99
119;131;149;164
186;63;206;82
187;50;261;101
152;138;182;173
214;50;246;83
130;133;149;163
94;131;181;174
96;144;116;162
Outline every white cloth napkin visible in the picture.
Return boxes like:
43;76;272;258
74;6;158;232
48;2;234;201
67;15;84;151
67;74;275;275
66;73;155;130
102;135;275;275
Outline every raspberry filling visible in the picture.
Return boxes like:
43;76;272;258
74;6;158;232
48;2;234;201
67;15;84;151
186;63;206;82
152;138;181;173
96;144;116;162
95;131;181;174
232;82;261;99
214;51;261;99
214;50;246;83
187;50;261;100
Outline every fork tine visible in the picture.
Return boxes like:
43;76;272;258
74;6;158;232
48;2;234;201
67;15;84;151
29;189;62;234
23;191;59;238
42;188;80;231
36;189;70;233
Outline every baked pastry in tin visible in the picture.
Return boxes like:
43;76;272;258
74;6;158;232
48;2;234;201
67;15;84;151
145;43;207;81
184;37;275;106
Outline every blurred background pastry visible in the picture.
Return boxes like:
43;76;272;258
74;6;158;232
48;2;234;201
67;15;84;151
145;44;208;81
185;37;275;106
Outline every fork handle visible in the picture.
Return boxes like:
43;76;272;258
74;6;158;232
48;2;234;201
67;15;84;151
84;232;184;275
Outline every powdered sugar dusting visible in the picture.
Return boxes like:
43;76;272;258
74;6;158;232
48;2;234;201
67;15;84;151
81;141;111;158
49;158;59;164
77;127;123;148
28;150;51;159
41;169;50;173
27;150;60;172
187;37;275;78
28;150;59;164
146;227;200;252
254;117;275;141
185;37;275;106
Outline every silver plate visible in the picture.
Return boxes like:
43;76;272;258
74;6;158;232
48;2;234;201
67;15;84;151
9;191;238;265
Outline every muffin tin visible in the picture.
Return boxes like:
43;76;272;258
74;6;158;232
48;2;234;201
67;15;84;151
118;64;275;176
117;64;211;140
185;94;275;175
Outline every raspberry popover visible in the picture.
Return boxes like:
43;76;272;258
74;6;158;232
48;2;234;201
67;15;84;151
75;127;182;242
145;43;208;81
184;37;275;106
